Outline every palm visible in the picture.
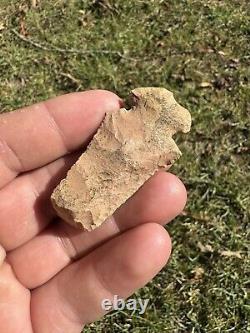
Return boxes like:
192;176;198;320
0;90;186;333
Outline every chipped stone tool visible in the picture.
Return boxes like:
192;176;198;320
51;87;191;230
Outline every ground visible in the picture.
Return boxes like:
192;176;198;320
0;0;249;332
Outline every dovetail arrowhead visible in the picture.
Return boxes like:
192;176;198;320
51;87;191;231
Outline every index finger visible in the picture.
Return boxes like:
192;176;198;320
0;90;121;188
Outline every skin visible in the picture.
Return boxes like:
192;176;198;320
0;90;187;333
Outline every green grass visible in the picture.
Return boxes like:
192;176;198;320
0;0;249;332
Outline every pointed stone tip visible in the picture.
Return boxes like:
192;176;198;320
181;107;192;133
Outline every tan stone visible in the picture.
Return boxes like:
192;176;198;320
51;87;191;230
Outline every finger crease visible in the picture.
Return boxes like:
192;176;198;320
43;162;56;180
93;260;117;298
57;226;78;261
0;136;24;175
42;103;70;154
27;175;40;200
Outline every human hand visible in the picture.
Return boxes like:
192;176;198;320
0;90;187;332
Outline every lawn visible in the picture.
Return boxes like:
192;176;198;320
0;0;249;332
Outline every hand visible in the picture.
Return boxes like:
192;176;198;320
0;90;187;332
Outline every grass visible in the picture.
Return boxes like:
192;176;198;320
0;0;249;332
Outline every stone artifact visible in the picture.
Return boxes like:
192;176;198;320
51;87;191;231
